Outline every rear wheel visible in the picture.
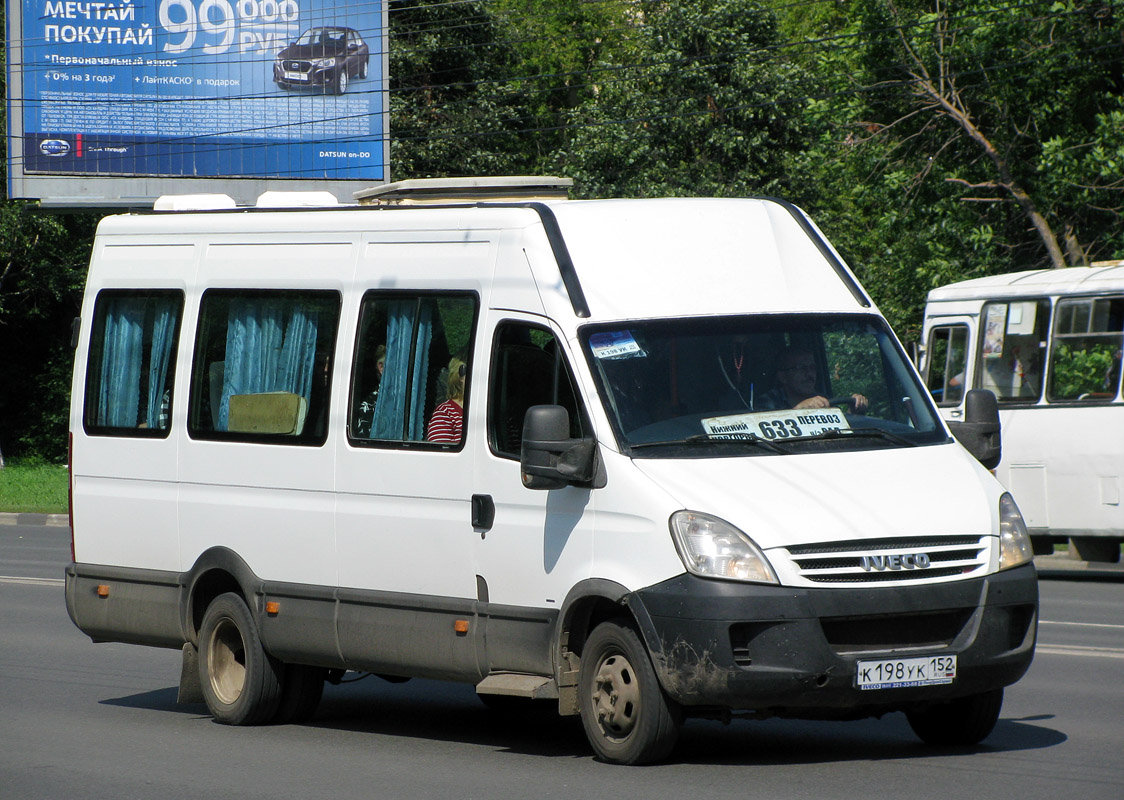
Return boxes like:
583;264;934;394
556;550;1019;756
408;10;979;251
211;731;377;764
198;592;282;725
578;620;680;765
906;688;1004;746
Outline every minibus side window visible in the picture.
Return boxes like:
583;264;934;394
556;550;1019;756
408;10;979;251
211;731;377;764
84;290;184;437
1047;296;1124;403
925;324;969;405
488;322;586;458
978;299;1049;403
348;292;477;448
187;290;340;445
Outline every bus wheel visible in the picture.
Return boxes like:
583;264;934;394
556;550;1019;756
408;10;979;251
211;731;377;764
198;592;282;725
906;688;1003;746
578;620;680;765
273;664;326;724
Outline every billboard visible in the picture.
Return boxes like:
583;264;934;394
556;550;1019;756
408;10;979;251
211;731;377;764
6;0;388;206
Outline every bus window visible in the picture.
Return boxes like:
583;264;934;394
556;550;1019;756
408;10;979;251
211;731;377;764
84;290;184;436
1047;296;1124;402
925;324;969;405
979;299;1049;403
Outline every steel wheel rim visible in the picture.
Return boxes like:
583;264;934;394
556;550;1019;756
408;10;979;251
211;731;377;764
591;652;641;741
208;617;247;705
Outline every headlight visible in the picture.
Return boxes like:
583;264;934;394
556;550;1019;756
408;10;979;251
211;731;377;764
998;492;1034;570
314;57;336;69
670;511;778;584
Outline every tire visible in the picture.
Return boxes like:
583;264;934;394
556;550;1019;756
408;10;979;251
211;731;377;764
198;592;283;726
334;69;348;95
578;620;681;765
359;60;368;80
273;664;326;724
906;688;1004;746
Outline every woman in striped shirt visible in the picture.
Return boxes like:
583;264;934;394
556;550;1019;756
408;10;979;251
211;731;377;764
427;356;466;443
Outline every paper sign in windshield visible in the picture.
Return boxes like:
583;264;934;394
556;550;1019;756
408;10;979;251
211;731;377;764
590;331;646;360
702;408;850;440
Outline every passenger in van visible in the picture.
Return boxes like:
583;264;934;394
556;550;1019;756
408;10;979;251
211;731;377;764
427;356;466;443
760;347;868;413
355;344;386;437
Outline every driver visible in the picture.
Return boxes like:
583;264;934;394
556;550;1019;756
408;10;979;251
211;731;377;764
761;347;868;413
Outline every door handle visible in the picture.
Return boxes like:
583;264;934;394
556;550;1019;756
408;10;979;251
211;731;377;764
471;494;495;532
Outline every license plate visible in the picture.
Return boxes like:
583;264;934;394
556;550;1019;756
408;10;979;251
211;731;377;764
856;655;957;690
284;71;307;81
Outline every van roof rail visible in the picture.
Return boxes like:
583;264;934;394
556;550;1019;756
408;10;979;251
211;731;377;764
355;176;572;206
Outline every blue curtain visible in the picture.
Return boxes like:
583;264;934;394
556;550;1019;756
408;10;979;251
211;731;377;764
370;300;432;440
96;298;145;427
218;299;319;431
144;302;179;428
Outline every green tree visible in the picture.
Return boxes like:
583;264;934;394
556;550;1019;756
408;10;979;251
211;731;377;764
776;0;1124;337
556;0;815;199
388;0;534;178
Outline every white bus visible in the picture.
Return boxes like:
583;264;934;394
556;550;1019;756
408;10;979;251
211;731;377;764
66;180;1038;764
922;263;1124;563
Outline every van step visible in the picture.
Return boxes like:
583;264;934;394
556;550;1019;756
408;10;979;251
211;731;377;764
475;673;558;699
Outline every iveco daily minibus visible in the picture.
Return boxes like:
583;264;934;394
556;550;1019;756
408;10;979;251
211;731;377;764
66;178;1038;764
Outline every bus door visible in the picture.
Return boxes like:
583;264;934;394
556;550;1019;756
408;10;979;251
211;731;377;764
923;315;975;421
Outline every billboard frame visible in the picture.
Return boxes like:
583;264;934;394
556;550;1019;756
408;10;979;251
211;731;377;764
5;0;390;208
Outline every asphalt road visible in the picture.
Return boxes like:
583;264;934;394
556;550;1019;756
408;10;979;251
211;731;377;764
2;522;1122;799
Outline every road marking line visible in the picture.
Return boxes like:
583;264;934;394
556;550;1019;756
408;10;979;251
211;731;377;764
0;575;64;586
1035;644;1124;659
1040;620;1124;630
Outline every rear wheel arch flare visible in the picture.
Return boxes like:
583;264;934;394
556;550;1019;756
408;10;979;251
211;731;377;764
182;547;264;642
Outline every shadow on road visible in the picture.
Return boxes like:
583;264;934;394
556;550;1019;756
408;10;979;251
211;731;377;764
99;675;1067;765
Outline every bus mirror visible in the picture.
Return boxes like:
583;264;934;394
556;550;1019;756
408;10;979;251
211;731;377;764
948;389;1001;470
520;405;596;490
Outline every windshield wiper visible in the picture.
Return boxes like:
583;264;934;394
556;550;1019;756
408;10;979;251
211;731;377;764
629;434;788;454
812;428;918;447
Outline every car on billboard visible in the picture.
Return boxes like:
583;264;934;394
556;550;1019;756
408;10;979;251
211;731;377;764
273;27;370;95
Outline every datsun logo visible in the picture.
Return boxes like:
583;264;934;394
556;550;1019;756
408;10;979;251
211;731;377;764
39;138;71;157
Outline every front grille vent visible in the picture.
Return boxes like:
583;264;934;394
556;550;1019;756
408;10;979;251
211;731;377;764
780;535;990;585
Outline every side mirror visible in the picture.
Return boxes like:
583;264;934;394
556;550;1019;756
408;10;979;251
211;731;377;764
520;405;597;490
947;389;1001;470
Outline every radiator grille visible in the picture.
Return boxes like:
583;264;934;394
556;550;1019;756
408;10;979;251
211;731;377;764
779;535;990;585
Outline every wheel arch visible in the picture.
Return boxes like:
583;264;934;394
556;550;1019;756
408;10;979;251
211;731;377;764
554;578;667;679
180;547;265;644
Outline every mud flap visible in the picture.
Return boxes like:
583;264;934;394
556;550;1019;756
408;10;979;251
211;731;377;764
178;642;205;704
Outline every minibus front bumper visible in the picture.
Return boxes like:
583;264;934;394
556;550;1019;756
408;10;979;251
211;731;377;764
628;563;1038;715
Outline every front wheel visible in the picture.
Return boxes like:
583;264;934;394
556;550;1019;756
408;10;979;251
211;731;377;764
906;688;1004;746
198;592;283;725
578;620;680;765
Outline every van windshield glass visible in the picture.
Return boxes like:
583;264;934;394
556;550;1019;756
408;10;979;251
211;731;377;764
582;314;947;456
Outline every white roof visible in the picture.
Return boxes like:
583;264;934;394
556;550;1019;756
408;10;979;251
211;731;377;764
95;196;876;324
547;198;872;322
927;264;1124;302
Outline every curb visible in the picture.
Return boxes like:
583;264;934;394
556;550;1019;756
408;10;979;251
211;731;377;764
0;512;69;527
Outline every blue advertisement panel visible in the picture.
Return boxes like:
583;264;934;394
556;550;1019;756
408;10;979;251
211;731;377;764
19;0;385;181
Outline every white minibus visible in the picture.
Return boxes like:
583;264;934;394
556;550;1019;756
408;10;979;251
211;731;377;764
66;179;1038;764
922;264;1124;563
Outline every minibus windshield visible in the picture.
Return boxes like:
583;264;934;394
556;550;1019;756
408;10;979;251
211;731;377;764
582;314;948;456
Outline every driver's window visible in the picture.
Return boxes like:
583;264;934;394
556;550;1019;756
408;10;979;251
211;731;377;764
488;322;585;458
